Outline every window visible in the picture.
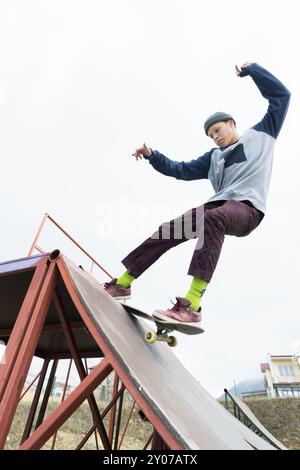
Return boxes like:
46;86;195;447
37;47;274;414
278;365;294;377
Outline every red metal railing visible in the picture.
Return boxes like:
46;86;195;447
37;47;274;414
28;213;113;279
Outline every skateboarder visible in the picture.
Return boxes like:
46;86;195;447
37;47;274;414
104;62;291;324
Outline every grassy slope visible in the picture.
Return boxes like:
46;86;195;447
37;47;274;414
242;397;300;450
6;393;300;450
5;392;152;450
220;397;300;450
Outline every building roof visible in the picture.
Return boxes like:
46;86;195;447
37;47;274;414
270;355;294;360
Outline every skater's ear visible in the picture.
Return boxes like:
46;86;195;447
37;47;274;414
229;119;236;128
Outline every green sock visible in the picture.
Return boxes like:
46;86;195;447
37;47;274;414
185;277;208;311
116;270;135;288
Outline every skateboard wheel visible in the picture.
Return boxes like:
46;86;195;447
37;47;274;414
145;330;157;344
168;336;177;347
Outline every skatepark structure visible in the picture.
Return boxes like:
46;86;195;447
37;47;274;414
0;215;286;450
224;389;286;450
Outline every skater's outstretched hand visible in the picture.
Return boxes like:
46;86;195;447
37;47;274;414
132;143;152;161
235;62;251;76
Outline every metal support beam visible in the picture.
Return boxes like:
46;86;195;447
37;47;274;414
143;432;154;450
51;359;73;450
0;260;57;449
19;359;112;450
53;290;111;450
0;321;86;337
151;431;169;450
76;425;96;450
113;387;125;450
44;351;103;360
118;401;136;450
20;371;42;402
35;359;58;429
108;373;119;445
75;383;126;450
21;359;50;444
0;258;48;402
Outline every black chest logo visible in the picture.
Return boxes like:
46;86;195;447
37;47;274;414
223;143;247;168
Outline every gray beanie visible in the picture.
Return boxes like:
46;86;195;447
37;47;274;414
204;112;236;135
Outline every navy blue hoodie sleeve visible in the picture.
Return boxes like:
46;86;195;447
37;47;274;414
145;149;214;181
240;63;291;138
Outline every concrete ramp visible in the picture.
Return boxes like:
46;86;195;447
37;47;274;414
57;255;277;450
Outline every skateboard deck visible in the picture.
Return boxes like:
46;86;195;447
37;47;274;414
122;302;204;347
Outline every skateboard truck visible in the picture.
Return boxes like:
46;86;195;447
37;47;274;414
145;324;178;347
121;301;203;348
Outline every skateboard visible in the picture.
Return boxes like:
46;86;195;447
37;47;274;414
122;302;204;347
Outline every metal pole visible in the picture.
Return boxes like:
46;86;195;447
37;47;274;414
118;401;136;450
19;371;42;401
113;387;124;450
224;389;228;410
51;359;73;449
45;214;113;279
76;384;126;450
151;431;166;450
143;432;154;450
28;214;48;256
21;359;50;444
109;373;119;445
35;359;58;429
76;425;97;450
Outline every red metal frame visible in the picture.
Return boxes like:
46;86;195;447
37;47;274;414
0;257;49;402
0;250;178;450
28;213;113;279
118;400;136;450
0;208;183;450
1;211;276;450
28;214;48;257
75;381;126;450
109;373;119;445
34;359;59;430
19;370;42;401
0;259;58;448
21;360;50;444
19;359;113;450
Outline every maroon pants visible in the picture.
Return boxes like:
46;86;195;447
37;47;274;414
122;200;264;282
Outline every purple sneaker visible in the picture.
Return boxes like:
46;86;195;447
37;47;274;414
103;278;131;300
153;297;202;324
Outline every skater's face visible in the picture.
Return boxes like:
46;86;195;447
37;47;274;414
207;120;237;148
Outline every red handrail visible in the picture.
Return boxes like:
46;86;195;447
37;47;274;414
28;213;113;279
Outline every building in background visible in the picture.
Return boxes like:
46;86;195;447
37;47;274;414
51;380;74;398
260;352;300;398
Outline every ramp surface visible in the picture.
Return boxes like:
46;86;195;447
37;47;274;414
58;256;277;450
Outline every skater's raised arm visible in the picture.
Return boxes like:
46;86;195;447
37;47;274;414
236;62;291;138
142;147;214;181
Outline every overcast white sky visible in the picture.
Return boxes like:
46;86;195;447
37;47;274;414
0;0;299;398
